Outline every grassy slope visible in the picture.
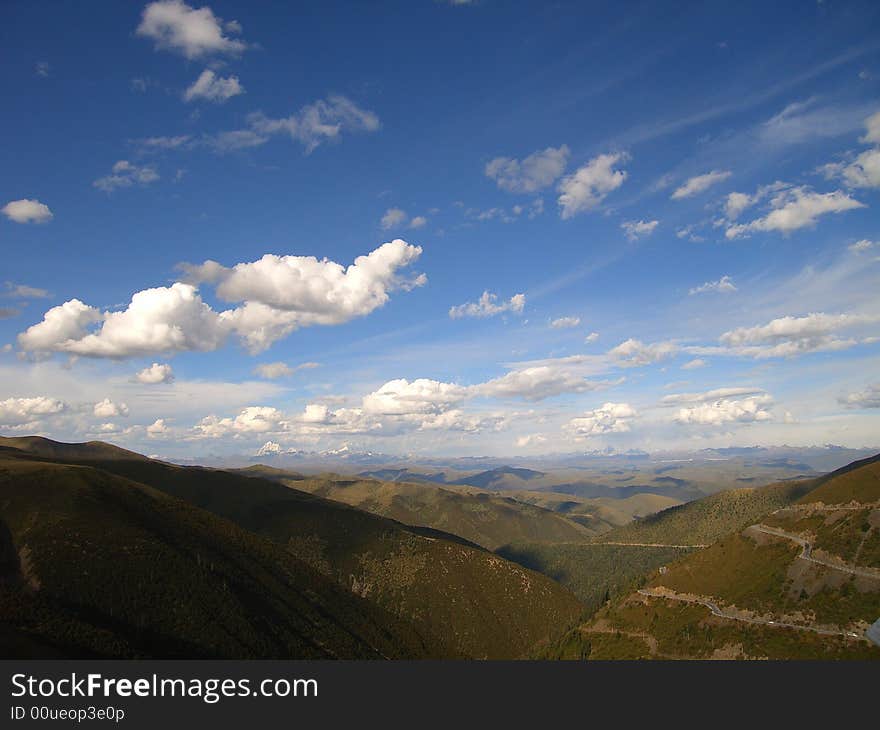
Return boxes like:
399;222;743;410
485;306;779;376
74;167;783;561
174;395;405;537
253;472;597;550
596;479;819;546
0;437;584;659
0;455;430;659
543;454;880;659
497;542;693;614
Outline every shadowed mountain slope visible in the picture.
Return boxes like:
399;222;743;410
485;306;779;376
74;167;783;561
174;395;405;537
0;437;584;659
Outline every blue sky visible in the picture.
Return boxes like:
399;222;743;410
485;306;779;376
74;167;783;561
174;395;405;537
2;0;879;457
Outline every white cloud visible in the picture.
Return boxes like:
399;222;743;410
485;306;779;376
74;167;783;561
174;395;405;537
210;240;426;353
550;316;580;329
725;186;864;238
362;378;468;416
671;170;731;200
244;95;380;154
146;418;170;437
253;361;319;379
863;110;880;144
662;386;765;405
585;332;599;344
621;219;659;241
609;338;677;367
485;145;570;194
689;275;737;295
136;0;246;59
681;358;708;370
195;406;287;437
380;208;407;230
135;362;175;384
823;148;880;189
759;99;875;146
2;199;53;224
557;152;628;218
409;215;427;229
19;283;227;358
184;69;244;103
565;402;637;439
93;398;129;418
839;383;880;409
93;160;160;193
449;291;525;319
516;434;547;448
848;239;876;253
35;61;49;78
0;396;66;427
134;135;192;151
257;440;282;456
3;282;50;299
670;388;773;426
702;312;880;358
476;366;614;402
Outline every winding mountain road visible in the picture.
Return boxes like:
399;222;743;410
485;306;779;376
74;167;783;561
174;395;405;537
751;524;880;580
593;541;708;549
636;588;865;640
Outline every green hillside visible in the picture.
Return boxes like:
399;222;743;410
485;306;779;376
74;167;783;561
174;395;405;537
251;471;598;550
0;454;430;659
544;453;880;659
0;437;584;659
596;478;820;547
497;542;694;614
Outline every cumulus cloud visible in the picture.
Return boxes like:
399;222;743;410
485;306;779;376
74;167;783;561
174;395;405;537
839;383;880;409
253;361;319;379
362;378;469;415
565;402;637;439
93;160;160;193
819;110;880;189
585;332;599;344
21;241;426;359
93;398;130;418
257;440;282;456
146;418;170;437
848;239;876;253
19;283;227;358
208;240;426;352
681;358;708;370
668;388;773;426
240;95;380;154
476;366;615;402
621;219;658;241
725;186;864;239
705;312;880;358
862;110;880;144
409;216;427;229
550;316;580;329
195;406;287;437
2;199;53;224
485;145;570;194
449;291;525;319
183;69;244;103
671;170;731;200
0;396;66;426
689;275;737;295
557;152;628;218
516;434;547;448
134;135;192;151
3;282;50;299
822;148;880;190
135;362;175;384
609;338;677;367
380;208;407;230
136;0;246;59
